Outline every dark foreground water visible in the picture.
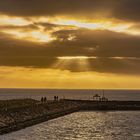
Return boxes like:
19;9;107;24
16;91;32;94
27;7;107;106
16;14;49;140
1;111;140;140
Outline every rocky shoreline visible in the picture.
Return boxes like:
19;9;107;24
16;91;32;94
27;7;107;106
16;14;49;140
0;99;80;135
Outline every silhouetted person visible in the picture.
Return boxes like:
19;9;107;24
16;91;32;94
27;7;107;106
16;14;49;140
54;96;56;101
44;97;47;103
41;97;43;103
57;96;59;101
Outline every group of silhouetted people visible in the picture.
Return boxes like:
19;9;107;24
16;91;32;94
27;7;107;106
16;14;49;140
41;97;47;103
54;96;59;101
40;96;59;103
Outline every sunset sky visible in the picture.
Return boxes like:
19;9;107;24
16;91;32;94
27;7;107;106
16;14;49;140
0;0;140;89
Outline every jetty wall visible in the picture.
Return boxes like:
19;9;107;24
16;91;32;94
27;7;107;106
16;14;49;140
0;100;80;135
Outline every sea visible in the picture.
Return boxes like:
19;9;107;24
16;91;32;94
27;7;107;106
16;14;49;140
0;88;140;101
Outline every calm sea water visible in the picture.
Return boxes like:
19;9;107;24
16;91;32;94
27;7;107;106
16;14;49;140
0;89;140;101
1;111;140;140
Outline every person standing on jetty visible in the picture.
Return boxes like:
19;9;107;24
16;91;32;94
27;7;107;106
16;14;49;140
44;97;47;103
41;97;43;103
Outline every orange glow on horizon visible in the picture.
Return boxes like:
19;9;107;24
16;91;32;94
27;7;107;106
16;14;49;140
0;66;140;89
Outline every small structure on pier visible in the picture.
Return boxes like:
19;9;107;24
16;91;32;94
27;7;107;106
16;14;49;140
93;90;108;101
93;94;100;101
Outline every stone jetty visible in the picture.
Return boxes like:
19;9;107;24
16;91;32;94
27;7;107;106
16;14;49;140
0;99;140;135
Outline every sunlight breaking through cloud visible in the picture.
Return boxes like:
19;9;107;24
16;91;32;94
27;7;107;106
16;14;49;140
0;15;31;26
57;56;98;60
1;29;55;43
0;15;140;44
52;56;93;71
54;19;131;33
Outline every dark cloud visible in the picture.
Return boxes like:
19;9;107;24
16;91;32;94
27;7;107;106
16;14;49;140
0;0;140;22
0;0;113;16
112;0;140;22
0;32;41;49
54;57;140;75
51;29;140;57
1;56;140;75
0;29;140;75
1;29;140;57
0;24;39;31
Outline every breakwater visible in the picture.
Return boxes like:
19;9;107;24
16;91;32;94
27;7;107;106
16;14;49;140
0;99;140;135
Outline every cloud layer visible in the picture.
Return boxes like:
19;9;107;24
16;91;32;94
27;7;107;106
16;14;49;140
0;0;140;76
0;0;140;22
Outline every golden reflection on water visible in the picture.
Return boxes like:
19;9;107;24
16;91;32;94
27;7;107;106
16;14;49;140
1;111;140;140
